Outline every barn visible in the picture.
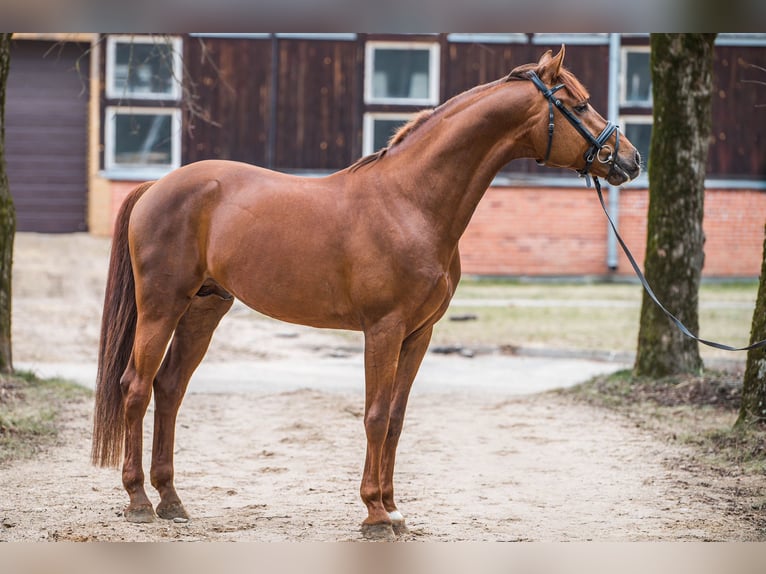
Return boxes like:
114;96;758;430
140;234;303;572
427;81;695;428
6;33;766;276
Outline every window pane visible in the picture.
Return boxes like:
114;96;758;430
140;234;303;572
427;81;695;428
373;118;408;151
372;48;431;100
624;51;651;104
113;113;173;166
624;121;652;170
113;41;176;97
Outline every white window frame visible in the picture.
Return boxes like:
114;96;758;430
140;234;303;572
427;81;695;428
620;46;652;107
715;33;766;46
620;114;652;183
447;33;528;44
104;106;182;176
363;112;418;156
106;35;183;101
364;41;440;106
532;33;609;45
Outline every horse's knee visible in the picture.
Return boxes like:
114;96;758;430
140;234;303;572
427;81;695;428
364;407;390;440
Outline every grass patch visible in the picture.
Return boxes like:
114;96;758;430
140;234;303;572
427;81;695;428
0;370;91;466
562;369;766;475
231;279;757;362
434;304;641;351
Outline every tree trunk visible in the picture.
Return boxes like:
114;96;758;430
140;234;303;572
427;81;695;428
634;34;717;378
0;33;14;374
737;223;766;427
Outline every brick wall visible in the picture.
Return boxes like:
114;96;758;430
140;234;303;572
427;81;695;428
459;187;766;278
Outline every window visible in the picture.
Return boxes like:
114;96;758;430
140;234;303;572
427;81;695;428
103;35;183;177
621;47;652;106
106;35;182;100
362;41;440;157
532;33;608;45
619;44;652;178
621;115;652;171
363;113;416;156
104;107;181;173
365;42;440;106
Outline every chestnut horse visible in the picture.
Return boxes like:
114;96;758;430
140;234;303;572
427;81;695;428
92;47;640;538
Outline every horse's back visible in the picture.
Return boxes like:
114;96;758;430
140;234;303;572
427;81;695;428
128;160;360;327
130;160;336;241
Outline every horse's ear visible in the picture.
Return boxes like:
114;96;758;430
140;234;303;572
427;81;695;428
537;49;553;67
538;44;566;83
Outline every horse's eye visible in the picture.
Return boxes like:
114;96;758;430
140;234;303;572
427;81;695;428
574;103;588;114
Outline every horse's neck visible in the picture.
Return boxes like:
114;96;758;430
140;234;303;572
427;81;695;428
374;82;537;246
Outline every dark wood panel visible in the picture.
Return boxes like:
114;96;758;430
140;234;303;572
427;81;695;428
182;37;273;166
445;41;533;98
709;45;766;178
6;39;90;233
273;38;362;170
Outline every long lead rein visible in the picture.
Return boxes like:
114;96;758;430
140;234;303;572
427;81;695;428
593;176;766;352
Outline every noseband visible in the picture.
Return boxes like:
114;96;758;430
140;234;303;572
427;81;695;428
527;70;619;186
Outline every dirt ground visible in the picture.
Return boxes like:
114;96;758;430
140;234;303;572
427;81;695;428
1;232;764;542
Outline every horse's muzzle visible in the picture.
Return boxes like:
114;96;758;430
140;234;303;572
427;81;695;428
606;150;641;186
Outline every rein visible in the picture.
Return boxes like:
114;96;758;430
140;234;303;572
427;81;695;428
528;70;766;353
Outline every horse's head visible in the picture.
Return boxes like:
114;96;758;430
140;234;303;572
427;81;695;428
512;46;642;186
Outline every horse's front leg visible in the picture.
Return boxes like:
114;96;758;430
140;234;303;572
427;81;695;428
380;326;433;535
360;318;405;540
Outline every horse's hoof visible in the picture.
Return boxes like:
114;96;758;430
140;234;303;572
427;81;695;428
124;504;156;523
156;500;189;521
361;522;396;541
392;521;409;536
388;510;409;535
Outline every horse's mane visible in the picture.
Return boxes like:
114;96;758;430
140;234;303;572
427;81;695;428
388;109;435;147
347;64;588;173
347;109;436;172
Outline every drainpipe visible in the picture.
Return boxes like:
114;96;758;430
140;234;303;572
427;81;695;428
267;33;279;170
606;33;620;271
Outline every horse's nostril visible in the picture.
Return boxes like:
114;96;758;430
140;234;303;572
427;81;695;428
634;150;642;165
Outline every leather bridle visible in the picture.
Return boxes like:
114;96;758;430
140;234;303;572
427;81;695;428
527;70;620;186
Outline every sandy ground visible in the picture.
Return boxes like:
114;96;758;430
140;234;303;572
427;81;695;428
1;232;764;541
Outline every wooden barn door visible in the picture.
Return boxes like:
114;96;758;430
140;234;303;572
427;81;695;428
6;39;90;232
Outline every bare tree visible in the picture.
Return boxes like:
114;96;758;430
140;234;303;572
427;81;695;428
738;64;766;427
0;33;13;374
634;34;717;378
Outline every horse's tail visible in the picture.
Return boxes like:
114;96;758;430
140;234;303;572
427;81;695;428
91;181;154;468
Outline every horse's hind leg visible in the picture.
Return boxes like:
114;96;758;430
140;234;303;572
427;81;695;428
122;297;191;523
151;288;233;520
